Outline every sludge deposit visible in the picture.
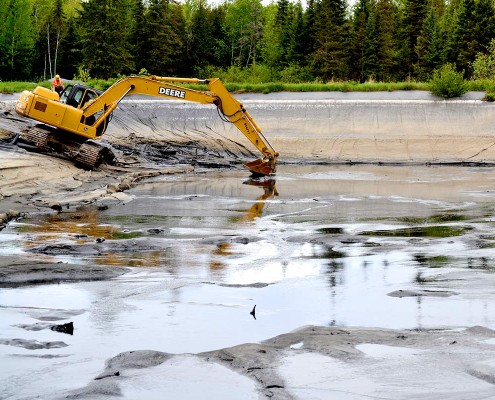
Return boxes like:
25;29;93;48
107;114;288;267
1;91;495;399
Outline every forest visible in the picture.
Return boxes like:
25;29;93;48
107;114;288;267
1;0;495;84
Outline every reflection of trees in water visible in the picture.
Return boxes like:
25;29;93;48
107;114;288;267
326;259;345;327
326;259;345;289
416;295;423;330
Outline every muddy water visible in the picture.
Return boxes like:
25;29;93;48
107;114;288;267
1;164;495;398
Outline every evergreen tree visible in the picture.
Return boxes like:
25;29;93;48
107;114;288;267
129;0;147;73
312;0;349;80
451;0;495;77
301;0;318;64
188;0;217;73
169;2;188;75
349;0;371;81
78;0;134;78
58;16;82;79
442;0;463;63
398;0;428;78
275;0;292;66
209;5;230;69
288;2;306;65
453;0;476;75
141;0;186;76
375;0;399;81
415;7;444;79
473;0;495;54
363;2;380;80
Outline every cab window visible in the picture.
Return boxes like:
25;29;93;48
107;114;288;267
59;85;73;104
80;90;98;108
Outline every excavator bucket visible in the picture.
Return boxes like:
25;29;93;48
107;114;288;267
243;158;275;176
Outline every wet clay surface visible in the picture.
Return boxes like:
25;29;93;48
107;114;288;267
1;93;495;399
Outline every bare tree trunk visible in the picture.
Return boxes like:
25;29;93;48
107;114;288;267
47;24;53;76
245;43;251;67
238;26;244;66
54;30;61;76
10;35;15;70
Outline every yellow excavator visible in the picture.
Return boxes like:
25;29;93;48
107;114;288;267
15;75;278;175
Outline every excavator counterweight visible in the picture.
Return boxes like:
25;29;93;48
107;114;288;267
15;75;278;175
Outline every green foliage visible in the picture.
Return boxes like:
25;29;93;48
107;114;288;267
84;78;117;91
278;64;314;83
219;65;273;83
73;65;91;82
467;79;495;101
227;82;284;94
311;0;349;80
472;53;495;80
0;79;437;95
483;92;495;102
0;0;34;80
224;0;264;67
141;0;186;76
472;39;495;80
77;0;135;79
415;8;445;80
450;0;490;76
398;0;429;78
2;0;495;84
0;81;42;94
429;63;467;98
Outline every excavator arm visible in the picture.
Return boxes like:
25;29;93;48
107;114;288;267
16;75;278;175
83;76;278;175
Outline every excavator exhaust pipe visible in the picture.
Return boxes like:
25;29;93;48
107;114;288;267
244;157;276;177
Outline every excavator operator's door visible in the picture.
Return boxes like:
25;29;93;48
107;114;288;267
60;84;101;109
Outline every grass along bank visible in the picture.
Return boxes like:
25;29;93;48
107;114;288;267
1;79;494;100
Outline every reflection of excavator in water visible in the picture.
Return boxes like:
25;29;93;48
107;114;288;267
210;178;278;269
15;75;279;175
239;178;278;222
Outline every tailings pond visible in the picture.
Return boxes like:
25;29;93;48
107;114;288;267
1;164;495;398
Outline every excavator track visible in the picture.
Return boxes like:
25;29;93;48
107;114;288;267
16;125;115;170
22;127;52;148
75;142;105;169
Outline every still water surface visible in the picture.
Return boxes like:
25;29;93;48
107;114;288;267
1;164;495;398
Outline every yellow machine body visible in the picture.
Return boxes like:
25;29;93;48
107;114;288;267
16;76;278;175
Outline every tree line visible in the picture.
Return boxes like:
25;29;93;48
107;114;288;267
1;0;494;83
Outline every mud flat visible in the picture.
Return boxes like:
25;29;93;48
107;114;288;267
58;326;495;400
1;92;495;399
0;255;128;287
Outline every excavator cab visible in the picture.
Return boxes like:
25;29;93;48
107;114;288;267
60;84;101;109
58;84;107;132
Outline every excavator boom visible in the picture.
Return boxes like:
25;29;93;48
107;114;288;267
16;75;278;175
